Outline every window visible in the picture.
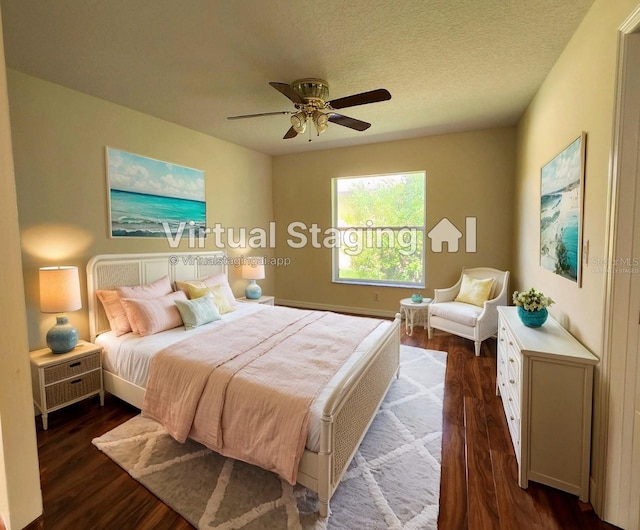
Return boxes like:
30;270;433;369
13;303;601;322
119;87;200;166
332;171;426;287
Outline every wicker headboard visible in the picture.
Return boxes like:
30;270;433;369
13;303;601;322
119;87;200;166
86;251;228;341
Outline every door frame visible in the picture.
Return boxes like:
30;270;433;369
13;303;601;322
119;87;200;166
596;5;640;526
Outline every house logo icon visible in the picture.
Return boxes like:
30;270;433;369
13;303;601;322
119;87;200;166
427;217;477;253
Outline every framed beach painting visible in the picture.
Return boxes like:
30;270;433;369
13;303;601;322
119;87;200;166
106;148;206;238
539;132;586;285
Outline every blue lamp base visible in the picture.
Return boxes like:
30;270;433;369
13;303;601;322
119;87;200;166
47;315;79;353
245;280;262;300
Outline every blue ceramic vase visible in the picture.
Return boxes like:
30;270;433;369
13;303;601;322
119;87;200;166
46;315;79;353
517;306;548;327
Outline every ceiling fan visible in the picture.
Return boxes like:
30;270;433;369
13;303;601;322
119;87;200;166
227;79;391;140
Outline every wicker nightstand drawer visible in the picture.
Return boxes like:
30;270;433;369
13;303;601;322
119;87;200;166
30;340;105;430
45;369;101;408
44;353;101;384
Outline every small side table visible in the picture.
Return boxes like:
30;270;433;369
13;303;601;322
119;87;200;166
236;295;275;306
400;298;433;336
30;340;104;430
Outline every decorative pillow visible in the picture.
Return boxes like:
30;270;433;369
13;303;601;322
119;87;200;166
208;285;236;314
454;275;495;307
116;276;172;300
120;291;187;336
176;273;236;307
175;292;221;330
174;280;191;297
96;290;132;336
185;281;235;315
201;273;237;307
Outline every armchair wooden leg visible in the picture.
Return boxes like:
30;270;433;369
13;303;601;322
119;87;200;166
427;326;433;339
474;341;481;356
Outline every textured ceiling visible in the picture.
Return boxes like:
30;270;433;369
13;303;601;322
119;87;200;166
0;0;594;156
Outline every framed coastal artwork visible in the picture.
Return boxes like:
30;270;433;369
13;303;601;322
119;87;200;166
106;147;206;238
539;132;586;285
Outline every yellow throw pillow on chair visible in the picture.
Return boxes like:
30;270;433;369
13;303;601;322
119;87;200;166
455;274;495;307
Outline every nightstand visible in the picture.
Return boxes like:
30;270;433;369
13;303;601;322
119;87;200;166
30;340;104;430
237;295;275;306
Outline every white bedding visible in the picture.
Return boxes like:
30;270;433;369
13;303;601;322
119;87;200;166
96;302;391;452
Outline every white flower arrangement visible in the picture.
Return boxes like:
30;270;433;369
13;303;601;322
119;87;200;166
512;287;554;312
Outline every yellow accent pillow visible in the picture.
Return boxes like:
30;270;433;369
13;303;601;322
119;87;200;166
185;281;235;314
184;280;208;299
455;275;495;307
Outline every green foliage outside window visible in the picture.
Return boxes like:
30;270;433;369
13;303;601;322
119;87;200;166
333;172;425;286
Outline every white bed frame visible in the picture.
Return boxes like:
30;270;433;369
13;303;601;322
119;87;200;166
86;251;401;517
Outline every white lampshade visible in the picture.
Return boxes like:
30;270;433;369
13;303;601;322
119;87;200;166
39;266;82;313
241;263;265;280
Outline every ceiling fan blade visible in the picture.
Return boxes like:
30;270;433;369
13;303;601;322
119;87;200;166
269;82;305;104
327;88;391;110
328;113;371;131
283;126;298;139
227;111;290;120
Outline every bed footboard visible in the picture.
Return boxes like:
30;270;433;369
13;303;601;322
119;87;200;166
315;314;401;517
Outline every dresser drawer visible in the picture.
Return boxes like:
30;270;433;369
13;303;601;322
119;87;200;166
505;359;520;405
45;369;101;408
504;399;521;462
502;380;519;418
44;352;101;384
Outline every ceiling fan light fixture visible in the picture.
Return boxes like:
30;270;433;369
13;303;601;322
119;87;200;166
313;110;329;134
291;111;307;133
230;80;391;141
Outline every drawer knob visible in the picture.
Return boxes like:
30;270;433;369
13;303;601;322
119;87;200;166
508;397;513;402
509;341;514;346
509;379;515;384
510;415;515;421
70;378;82;385
509;358;514;363
70;361;81;368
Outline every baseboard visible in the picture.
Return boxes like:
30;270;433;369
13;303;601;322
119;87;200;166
276;298;399;319
23;515;43;530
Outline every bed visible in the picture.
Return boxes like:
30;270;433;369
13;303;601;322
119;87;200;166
87;251;401;517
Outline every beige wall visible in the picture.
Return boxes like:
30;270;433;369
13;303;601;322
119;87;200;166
272;127;516;315
514;0;639;518
0;12;43;530
7;71;274;349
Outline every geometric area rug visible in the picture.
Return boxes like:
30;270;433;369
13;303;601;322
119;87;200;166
92;345;446;529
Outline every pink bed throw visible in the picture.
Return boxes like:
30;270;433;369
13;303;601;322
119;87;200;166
142;306;383;483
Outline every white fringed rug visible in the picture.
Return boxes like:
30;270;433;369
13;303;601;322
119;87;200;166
93;345;446;529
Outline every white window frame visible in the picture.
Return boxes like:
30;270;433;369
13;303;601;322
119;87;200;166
331;171;426;288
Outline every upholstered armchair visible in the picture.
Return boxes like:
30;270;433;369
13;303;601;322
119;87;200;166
428;267;510;356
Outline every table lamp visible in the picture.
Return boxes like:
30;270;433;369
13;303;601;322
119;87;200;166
242;263;265;299
39;266;82;353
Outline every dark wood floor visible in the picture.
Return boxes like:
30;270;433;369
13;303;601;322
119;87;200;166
34;326;619;529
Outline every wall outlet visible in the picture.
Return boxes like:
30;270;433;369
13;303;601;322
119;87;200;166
374;292;380;302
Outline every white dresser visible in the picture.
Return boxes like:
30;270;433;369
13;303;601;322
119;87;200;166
496;306;598;502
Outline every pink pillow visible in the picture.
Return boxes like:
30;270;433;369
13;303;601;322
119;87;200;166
120;291;188;336
116;276;172;300
96;290;132;336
